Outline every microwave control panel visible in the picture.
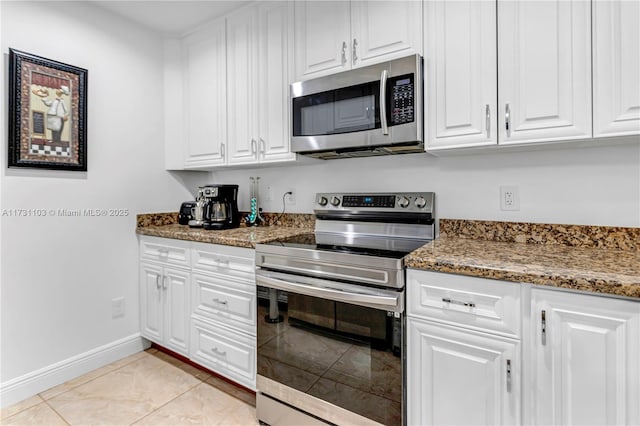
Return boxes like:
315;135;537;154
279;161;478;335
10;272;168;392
389;74;414;125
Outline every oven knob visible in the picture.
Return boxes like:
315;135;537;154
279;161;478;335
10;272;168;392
330;196;341;206
318;196;328;206
414;196;427;209
398;196;410;208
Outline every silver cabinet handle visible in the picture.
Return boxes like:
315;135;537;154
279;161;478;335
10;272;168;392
158;248;169;256
259;138;265;155
442;297;476;308
162;275;168;290
506;359;512;393
155;275;161;290
485;104;491;138
251;139;257;155
541;310;547;345
380;69;389;135
352;38;358;62
341;41;347;64
212;298;228;305
210;347;226;357
505;103;511;137
220;143;225;158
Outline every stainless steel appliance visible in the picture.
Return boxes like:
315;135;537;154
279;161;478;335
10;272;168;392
290;55;423;159
255;192;435;426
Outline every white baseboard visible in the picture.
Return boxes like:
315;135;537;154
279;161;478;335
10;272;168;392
0;333;150;409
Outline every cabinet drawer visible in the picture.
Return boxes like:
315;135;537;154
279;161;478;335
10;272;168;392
190;318;256;390
191;242;255;281
407;270;521;338
192;273;256;335
139;236;190;267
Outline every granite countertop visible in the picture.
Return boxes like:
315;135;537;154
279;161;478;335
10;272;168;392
136;223;311;249
405;220;640;300
137;213;639;300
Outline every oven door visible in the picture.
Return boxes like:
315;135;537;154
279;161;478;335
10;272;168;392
256;269;404;426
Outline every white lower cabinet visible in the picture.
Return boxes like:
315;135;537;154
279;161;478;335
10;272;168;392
408;319;521;425
190;317;256;390
527;288;640;425
139;236;256;390
139;262;190;357
407;269;521;426
407;269;640;426
189;243;256;390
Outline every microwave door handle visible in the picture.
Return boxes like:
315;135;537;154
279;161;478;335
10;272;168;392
380;69;389;135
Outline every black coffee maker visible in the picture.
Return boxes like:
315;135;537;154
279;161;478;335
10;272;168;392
201;184;240;230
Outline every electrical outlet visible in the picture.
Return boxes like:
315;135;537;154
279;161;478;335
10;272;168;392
265;185;274;202
500;186;520;211
112;297;125;318
285;188;296;205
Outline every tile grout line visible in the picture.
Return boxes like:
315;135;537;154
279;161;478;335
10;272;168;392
43;399;72;426
127;379;206;425
0;394;45;421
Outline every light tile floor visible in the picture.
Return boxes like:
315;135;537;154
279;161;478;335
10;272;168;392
0;348;258;425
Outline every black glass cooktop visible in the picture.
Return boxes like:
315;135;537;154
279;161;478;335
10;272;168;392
263;232;429;259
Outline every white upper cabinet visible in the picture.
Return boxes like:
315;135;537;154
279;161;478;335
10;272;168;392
227;2;296;166
593;0;640;138
350;1;422;68
426;0;601;151
425;0;498;150
226;7;259;165
181;21;227;168
294;1;351;80
257;1;296;164
498;0;592;145
294;1;422;81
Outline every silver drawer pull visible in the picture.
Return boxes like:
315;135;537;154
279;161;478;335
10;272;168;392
541;310;547;345
506;359;512;393
212;298;228;305
442;297;476;308
211;347;226;357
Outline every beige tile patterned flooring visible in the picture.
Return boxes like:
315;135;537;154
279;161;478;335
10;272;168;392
1;348;258;426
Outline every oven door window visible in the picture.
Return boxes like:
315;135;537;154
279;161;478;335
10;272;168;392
292;81;381;136
257;286;402;426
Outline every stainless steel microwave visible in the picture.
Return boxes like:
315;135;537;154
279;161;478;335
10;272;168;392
290;54;423;159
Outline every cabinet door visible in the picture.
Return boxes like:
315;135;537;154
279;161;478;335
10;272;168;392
182;21;227;168
350;1;422;68
140;262;164;343
226;7;259;165
498;0;591;144
593;0;640;138
424;0;497;150
257;2;296;164
530;289;640;426
408;318;521;426
163;267;190;356
294;1;351;80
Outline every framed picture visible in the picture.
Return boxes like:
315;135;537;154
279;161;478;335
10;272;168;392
8;48;87;171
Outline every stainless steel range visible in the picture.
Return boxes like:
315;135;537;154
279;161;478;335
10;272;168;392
255;192;435;426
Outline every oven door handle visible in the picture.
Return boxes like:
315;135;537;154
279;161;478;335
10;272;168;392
256;272;402;311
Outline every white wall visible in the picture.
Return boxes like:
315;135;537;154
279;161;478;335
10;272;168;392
0;0;196;401
212;142;640;227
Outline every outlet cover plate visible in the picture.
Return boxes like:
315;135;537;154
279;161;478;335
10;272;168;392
500;186;520;211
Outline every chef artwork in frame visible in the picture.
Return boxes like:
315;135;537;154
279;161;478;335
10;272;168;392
8;48;87;171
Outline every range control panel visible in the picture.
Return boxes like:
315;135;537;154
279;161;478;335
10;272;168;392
315;192;435;213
